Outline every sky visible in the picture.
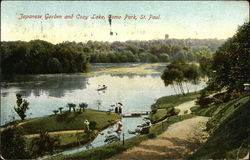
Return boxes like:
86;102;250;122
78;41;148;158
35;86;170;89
1;1;249;43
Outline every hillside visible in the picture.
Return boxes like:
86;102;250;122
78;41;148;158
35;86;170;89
190;96;250;159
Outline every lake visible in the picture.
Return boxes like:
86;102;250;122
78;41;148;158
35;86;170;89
1;63;205;125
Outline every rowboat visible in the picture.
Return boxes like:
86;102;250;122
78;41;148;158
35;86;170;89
97;86;107;91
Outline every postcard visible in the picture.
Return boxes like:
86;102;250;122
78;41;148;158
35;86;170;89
0;1;249;160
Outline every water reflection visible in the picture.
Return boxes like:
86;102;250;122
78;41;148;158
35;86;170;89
1;64;205;125
2;77;88;98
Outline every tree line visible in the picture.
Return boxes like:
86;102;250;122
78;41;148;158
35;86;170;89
1;40;90;74
1;39;224;74
87;39;223;63
161;22;249;95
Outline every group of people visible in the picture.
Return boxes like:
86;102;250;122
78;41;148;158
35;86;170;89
83;119;123;139
114;102;123;114
82;101;124;142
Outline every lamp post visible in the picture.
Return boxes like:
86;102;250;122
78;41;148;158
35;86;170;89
243;83;250;96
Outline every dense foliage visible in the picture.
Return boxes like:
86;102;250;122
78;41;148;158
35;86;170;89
87;39;222;63
0;125;27;159
161;58;201;95
1;40;90;74
207;22;250;91
190;96;249;159
14;93;29;120
29;131;60;156
1;39;224;74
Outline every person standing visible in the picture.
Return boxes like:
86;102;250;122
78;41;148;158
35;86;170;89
83;119;90;132
115;121;123;139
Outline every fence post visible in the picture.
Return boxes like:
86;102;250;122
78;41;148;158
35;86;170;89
161;122;164;132
122;133;125;146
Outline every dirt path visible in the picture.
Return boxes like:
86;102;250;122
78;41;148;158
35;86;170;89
25;130;84;138
109;116;208;160
175;100;196;115
0;119;36;132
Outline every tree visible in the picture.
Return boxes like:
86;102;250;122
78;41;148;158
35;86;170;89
67;103;76;112
47;58;62;73
183;64;200;93
14;93;29;120
30;131;59;156
52;110;59;115
162;67;185;95
79;103;88;112
0;124;27;159
159;53;169;62
58;107;63;114
208;22;250;91
161;58;201;95
199;56;212;77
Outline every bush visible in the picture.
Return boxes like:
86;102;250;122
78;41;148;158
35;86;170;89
230;90;241;100
147;133;156;139
196;97;213;107
89;121;97;130
166;107;180;116
1;125;28;159
212;97;224;104
29;131;60;156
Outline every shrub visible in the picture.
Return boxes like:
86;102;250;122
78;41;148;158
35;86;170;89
196;97;213;107
212;97;224;104
29;131;60;156
14;93;29;120
230;90;241;100
147;133;156;139
89;121;97;130
1;125;27;159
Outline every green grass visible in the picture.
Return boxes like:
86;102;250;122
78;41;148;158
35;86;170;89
150;108;180;124
151;92;200;110
150;92;199;123
150;109;168;123
190;104;218;117
25;130;99;152
49;114;195;160
189;96;250;159
48;92;197;160
20;109;120;134
17;109;120;158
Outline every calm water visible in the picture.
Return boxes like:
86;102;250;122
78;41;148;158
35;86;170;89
1;63;205;125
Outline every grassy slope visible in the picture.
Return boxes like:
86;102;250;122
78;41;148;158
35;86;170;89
150;108;180;124
20;109;120;134
49;114;194;160
20;109;120;157
150;92;199;123
150;109;168;123
151;92;200;110
190;96;250;159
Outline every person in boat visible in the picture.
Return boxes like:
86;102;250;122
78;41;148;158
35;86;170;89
97;85;101;90
97;85;107;91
